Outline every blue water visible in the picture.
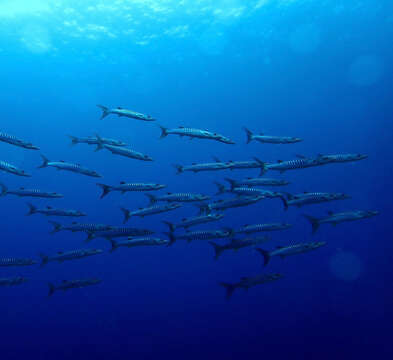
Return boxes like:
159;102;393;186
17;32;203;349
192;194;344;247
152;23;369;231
1;1;392;359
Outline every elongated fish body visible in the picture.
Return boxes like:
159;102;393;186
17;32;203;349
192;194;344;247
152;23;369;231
110;237;169;251
174;161;232;174
38;155;101;177
120;203;182;223
26;203;86;217
0;161;31;177
303;210;379;234
220;273;283;299
163;213;224;232
236;223;292;234
48;279;101;296
256;242;326;266
282;192;350;210
68;135;126;148
198;196;264;214
100;144;153;161
97;182;166;199
225;177;289;189
87;227;154;242
0;276;28;286
0;183;63;198
166;229;232;245
97;105;155;121
146;192;210;204
231;187;285;199
318;153;368;163
209;236;270;260
0;258;37;267
49;221;112;234
40;249;103;266
227;158;267;175
266;157;328;173
244;127;302;144
159;125;235;144
0;132;39;150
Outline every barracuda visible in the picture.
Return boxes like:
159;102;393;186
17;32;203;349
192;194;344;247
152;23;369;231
97;104;155;121
243;127;302;144
38;155;101;177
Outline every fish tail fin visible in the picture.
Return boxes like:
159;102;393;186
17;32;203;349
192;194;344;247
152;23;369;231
48;221;62;234
120;207;131;224
208;241;224;260
109;239;118;252
67;135;79;146
85;232;95;243
145;193;157;204
94;133;104;151
37;155;49;169
219;282;236;300
243;127;254;144
97;104;109;119
194;202;208;215
48;283;55;296
224;178;236;190
303;214;320;234
39;253;49;267
255;248;271;266
162;221;175;233
26;203;36;216
158;124;168;139
96;183;112;199
253;157;267;176
280;196;289;211
214;181;226;195
0;182;8;196
173;164;183;174
164;232;176;246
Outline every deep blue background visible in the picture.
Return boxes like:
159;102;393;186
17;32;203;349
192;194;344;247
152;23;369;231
0;1;392;359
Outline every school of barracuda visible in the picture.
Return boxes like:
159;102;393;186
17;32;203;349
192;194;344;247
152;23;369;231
0;105;378;298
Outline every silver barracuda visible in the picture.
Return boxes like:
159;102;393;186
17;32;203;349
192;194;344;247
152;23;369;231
120;203;182;223
48;279;101;296
38;155;101;177
39;249;103;267
303;210;379;234
0;276;28;286
0;183;63;198
256;242;326;266
109;237;169;252
159;125;235;144
97;104;155;121
281;192;350;210
235;223;292;234
243;127;302;144
0;161;31;177
0;131;39;150
162;213;224;232
146;192;210;204
97;181;166;199
26;203;86;217
220;273;283;299
224;177;290;189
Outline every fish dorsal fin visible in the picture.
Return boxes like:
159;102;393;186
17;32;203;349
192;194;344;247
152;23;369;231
167;192;172;195
192;162;196;165
179;126;184;128
72;221;76;224
47;206;52;209
240;277;248;281
259;132;264;135
277;160;283;163
60;160;65;162
77;163;81;166
328;211;334;215
62;280;68;283
120;181;125;184
58;251;63;254
212;156;221;162
276;246;284;249
117;107;123;109
182;218;186;221
296;154;306;159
